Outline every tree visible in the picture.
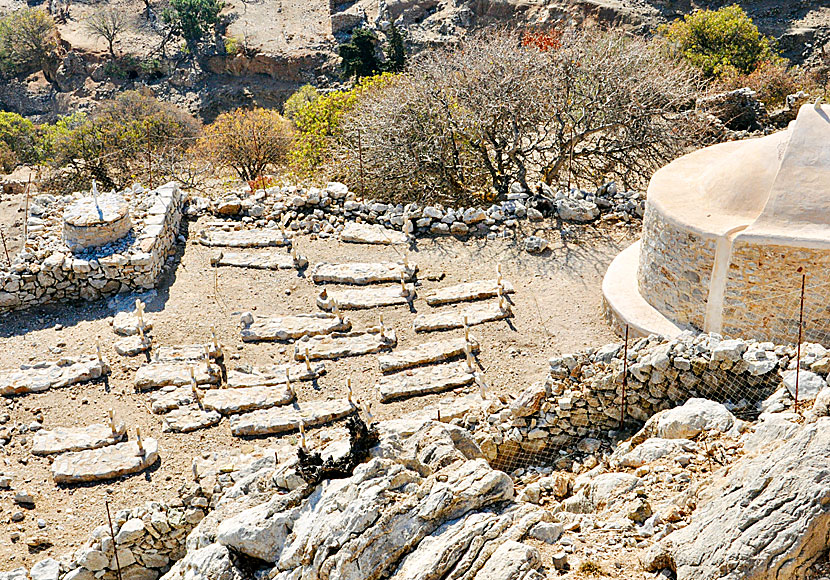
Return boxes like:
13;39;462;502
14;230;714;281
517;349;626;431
0;8;60;77
661;6;782;78
384;24;405;72
283;84;320;124
339;28;381;79
333;28;710;204
162;0;225;47
198;108;294;181
86;9;127;58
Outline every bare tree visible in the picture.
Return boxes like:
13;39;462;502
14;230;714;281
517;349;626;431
334;27;712;204
86;8;127;58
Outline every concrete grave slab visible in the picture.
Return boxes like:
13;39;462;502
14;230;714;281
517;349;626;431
340;222;408;245
240;313;351;342
198;229;291;248
425;279;515;306
210;251;307;270
317;285;416;310
414;301;512;332
378;337;479;373
161;406;222;433
0;357;109;397
203;385;294;415
134;361;221;391
32;423;127;455
310;261;417;285
295;329;397;361
52;439;159;484
229;398;356;436
226;362;325;388
378;361;476;402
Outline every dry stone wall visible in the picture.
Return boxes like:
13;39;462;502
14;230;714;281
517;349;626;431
0;183;184;314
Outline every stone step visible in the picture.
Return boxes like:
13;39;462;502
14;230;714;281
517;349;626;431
226;362;325;388
377;361;476;402
0;357;109;397
210;250;308;270
317;285;416;310
229;398;356;436
32;423;127;456
295;330;397;361
310;262;417;285
161;406;222;433
154;343;222;362
425;279;515;306
135;361;221;391
52;439;159;484
340;222;408;245
240;313;351;342
378;337;480;373
148;385;200;414
203;386;295;415
414;301;512;332
198;229;291;248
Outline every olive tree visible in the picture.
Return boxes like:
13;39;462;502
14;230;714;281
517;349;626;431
334;27;710;204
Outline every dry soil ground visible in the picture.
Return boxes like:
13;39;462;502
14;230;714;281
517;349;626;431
0;212;637;570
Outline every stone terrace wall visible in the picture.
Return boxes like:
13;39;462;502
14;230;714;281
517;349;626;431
0;183;184;314
637;205;716;331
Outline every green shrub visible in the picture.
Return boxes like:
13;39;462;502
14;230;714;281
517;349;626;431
339;28;382;79
0;141;18;173
661;6;782;78
283;85;320;124
0;112;38;164
0;8;60;77
163;0;225;46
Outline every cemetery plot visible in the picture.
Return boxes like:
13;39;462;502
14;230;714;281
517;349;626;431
377;361;476;402
229;398;356;436
310;261;417;285
240;313;351;342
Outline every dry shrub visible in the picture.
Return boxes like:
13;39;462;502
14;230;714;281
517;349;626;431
716;61;813;109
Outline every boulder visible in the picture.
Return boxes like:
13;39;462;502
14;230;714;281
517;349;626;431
618;438;694;468
555;199;599;222
781;369;825;401
653;398;736;440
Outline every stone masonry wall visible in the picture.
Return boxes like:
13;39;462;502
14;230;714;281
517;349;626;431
637;205;716;331
0;183;184;314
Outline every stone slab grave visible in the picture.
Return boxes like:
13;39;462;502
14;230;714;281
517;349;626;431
310;261;417;285
198;229;291;248
113;310;153;336
32;422;127;455
0;357;109;397
240;312;351;342
295;329;397;361
316;284;416;311
115;335;152;356
229;398;356;436
414;301;512;332
154;343;222;361
134;361;221;391
161;406;222;433
51;438;159;484
226;362;325;388
210;250;308;271
148;385;200;414
340;222;408;245
203;385;294;415
378;361;476;402
378;336;480;373
425;279;515;306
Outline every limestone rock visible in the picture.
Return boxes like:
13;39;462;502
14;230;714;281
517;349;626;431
414;301;511;332
226;362;325;388
210;251;306;271
378;361;476;402
378;337;479;373
240;313;351;342
310;262;417;285
0;357;109;397
475;540;541;580
229;398;356;436
618;438;694;468
556;199;599;222
198;229;291;248
317;284;416;310
134;361;221;391
295;330;397;361
511;382;547;418
649;398;736;440
425;279;515;306
340;222;408;245
781;369;824;401
32;422;127;455
52;439;159;484
203;386;294;415
161;407;222;433
30;558;60;580
113;311;153;336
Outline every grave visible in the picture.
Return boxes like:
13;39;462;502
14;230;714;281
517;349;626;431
229;398;356;436
148;386;200;414
203;385;295;415
377;361;476;402
240;312;351;342
52;438;159;484
295;329;397;360
0;357;109;397
310;261;417;285
154;343;222;361
425;279;515;306
115;335;152;356
63;186;132;252
32;422;127;456
377;336;480;373
316;284;416;310
210;250;308;270
198;229;291;248
340;222;408;245
226;362;325;388
113;311;153;336
161;406;222;433
414;301;512;332
134;361;221;391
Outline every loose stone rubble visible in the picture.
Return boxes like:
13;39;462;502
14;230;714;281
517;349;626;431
240;312;351;342
414;301;512;332
317;284;416;310
52;439;159;484
32;422;127;455
378;336;480;373
203;385;295;415
209;250;308;270
228;398;356;436
226;362;325;388
134;361;221;391
294;329;397;360
197;228;291;248
378;361;476;402
425;279;515;306
310;261;418;285
340;222;409;245
0;356;109;397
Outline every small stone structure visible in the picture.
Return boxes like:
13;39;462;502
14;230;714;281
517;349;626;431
63;189;132;252
0;182;184;313
603;104;830;342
